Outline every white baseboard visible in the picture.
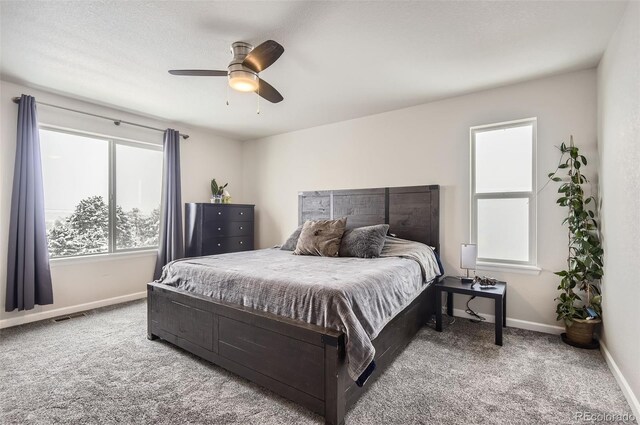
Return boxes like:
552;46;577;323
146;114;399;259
0;291;147;329
600;341;640;419
446;307;565;335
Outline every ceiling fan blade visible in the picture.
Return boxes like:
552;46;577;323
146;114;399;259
168;70;228;76
257;78;283;103
242;40;284;73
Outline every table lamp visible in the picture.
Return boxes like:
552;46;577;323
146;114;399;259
460;243;477;284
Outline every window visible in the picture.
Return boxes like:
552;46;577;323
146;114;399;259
40;127;162;258
471;118;536;266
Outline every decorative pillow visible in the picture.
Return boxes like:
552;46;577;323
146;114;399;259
293;217;347;257
280;226;303;251
339;224;390;258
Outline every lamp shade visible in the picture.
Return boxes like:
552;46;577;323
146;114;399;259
461;244;477;270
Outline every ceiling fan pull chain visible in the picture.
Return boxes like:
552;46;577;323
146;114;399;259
226;83;230;106
257;83;261;114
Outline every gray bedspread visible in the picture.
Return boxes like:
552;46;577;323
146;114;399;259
157;244;440;381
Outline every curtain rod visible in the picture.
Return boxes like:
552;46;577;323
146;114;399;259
11;96;189;140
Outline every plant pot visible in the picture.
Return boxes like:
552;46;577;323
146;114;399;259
565;318;601;345
210;195;223;204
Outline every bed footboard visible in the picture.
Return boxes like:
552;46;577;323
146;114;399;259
147;282;435;425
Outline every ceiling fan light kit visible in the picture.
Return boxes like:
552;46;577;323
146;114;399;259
228;70;259;92
169;40;284;104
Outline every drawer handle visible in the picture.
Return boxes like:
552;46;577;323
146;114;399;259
239;226;243;230
217;243;221;247
239;241;243;245
240;212;244;215
218;212;222;215
218;227;222;231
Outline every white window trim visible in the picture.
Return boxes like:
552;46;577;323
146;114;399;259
476;261;542;276
470;117;538;270
50;249;157;267
40;124;162;260
40;123;163;148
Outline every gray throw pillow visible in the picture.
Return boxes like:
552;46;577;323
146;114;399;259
281;226;302;251
293;217;347;257
339;224;390;258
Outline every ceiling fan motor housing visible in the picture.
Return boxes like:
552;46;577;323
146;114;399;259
228;42;258;92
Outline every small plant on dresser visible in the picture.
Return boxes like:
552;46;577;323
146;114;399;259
210;179;228;204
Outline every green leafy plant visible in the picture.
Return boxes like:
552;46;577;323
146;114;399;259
548;136;604;326
210;179;228;197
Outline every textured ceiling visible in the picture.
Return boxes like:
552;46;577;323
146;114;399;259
0;1;627;141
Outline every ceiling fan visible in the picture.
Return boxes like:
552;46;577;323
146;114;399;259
169;40;284;103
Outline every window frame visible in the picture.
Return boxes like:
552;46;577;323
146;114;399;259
39;124;163;259
470;117;538;268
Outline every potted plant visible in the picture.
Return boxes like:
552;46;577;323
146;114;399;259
548;136;604;347
210;179;228;204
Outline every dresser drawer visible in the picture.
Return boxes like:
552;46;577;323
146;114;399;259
202;236;253;255
204;205;254;223
207;221;253;237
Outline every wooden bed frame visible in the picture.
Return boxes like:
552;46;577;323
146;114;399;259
147;185;440;425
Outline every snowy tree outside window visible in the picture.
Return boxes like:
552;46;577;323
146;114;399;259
40;128;162;258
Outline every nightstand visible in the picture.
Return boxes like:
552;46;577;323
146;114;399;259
435;276;507;345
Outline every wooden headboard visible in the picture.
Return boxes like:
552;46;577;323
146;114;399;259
298;185;440;251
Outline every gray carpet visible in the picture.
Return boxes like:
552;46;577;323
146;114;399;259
0;300;634;425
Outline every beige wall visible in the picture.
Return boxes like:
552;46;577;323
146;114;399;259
242;69;598;333
0;80;244;327
597;0;640;417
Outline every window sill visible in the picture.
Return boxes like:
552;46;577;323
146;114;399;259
476;261;542;276
50;249;157;266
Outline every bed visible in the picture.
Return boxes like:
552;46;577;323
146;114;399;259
147;185;440;425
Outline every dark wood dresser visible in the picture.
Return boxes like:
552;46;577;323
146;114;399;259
185;203;255;257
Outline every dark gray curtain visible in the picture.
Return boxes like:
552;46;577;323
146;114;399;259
154;129;184;280
6;95;53;311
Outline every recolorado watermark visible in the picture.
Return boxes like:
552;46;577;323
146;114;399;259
574;411;636;423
